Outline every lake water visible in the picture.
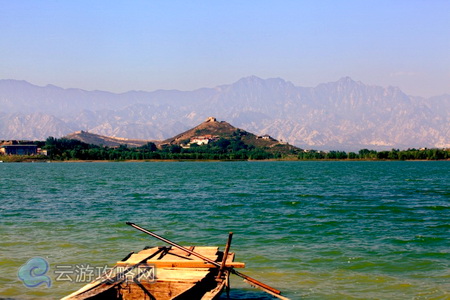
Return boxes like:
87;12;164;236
0;161;449;299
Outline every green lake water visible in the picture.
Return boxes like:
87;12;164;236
0;161;449;299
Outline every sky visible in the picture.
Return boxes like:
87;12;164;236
1;1;449;97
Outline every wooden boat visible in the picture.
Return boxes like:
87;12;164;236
62;222;289;300
62;245;244;300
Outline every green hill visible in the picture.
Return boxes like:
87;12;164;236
162;117;301;154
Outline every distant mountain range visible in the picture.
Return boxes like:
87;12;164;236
1;76;449;150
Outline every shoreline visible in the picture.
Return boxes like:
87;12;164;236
1;158;449;163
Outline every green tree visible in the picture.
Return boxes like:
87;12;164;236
140;142;157;152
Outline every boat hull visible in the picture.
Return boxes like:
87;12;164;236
62;246;238;300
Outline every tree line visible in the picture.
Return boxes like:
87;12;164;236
11;137;446;161
40;137;280;161
297;148;450;160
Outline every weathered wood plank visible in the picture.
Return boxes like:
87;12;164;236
122;246;221;265
116;261;245;269
169;246;219;258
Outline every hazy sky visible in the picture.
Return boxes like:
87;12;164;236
1;1;449;97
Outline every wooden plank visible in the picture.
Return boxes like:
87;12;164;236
117;251;243;269
154;268;210;281
168;246;219;258
123;247;220;264
116;261;245;269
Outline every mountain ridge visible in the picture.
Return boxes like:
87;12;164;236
1;76;448;150
64;130;153;148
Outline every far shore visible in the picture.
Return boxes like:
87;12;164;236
1;157;449;163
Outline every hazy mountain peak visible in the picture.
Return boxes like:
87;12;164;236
233;75;265;86
325;76;362;88
338;76;355;83
229;76;296;94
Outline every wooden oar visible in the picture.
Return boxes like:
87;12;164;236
126;222;289;299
